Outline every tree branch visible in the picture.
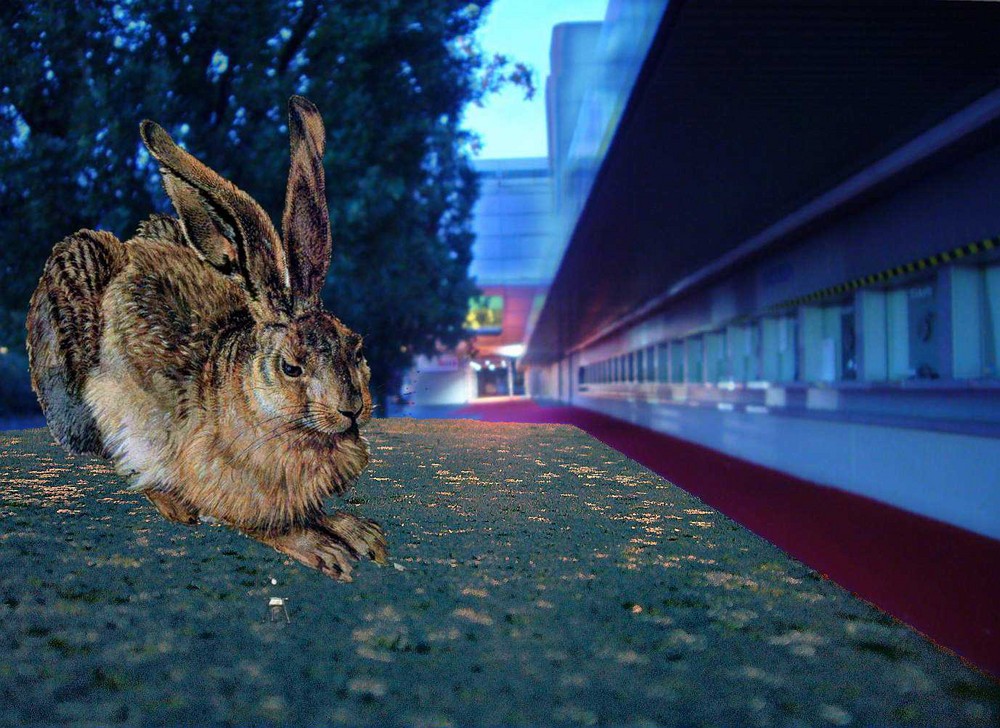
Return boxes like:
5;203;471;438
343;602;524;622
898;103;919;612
276;0;322;76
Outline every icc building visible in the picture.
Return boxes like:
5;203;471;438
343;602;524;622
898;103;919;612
408;1;1000;542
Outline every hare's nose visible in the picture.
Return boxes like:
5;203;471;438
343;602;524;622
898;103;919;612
338;407;361;424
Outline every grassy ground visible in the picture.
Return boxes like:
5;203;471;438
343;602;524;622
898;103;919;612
1;419;997;726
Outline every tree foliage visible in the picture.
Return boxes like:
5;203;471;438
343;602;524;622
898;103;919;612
0;0;533;409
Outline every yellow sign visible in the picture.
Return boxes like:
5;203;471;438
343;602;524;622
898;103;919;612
465;295;504;334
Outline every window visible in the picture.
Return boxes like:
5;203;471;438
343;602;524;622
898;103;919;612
841;307;858;381
904;282;938;379
761;316;797;382
800;305;846;382
985;265;1000;378
728;324;760;382
858;279;939;381
705;331;726;382
670;340;685;382
657;343;669;382
686;337;703;383
572;259;1000;389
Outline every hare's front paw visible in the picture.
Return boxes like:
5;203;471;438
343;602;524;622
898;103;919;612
260;526;357;582
322;511;389;565
145;489;199;526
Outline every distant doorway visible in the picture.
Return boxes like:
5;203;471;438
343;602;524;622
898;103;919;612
475;358;525;397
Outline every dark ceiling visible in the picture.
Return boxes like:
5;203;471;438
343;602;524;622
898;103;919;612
525;0;1000;363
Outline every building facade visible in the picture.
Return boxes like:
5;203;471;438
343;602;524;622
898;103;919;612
402;158;555;406
523;1;1000;539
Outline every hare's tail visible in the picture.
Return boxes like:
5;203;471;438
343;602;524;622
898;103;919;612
26;229;127;456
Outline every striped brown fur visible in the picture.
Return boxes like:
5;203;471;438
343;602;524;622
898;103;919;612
27;229;127;455
25;96;386;581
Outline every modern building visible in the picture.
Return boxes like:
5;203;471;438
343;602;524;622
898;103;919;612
403;1;670;409
523;1;1000;540
546;21;602;222
402;157;556;405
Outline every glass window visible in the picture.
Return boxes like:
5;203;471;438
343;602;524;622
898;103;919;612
906;283;938;379
686;337;703;383
761;316;797;382
670;340;685;382
841;307;858;381
801;306;844;382
985;265;1000;378
727;324;760;382
705;331;726;382
794;306;854;383
657;343;669;382
878;280;939;380
859;287;933;382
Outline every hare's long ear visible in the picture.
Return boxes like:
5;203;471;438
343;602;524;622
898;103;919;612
139;120;292;318
282;96;332;313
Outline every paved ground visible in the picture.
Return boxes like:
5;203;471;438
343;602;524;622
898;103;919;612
450;397;1000;679
0;419;997;726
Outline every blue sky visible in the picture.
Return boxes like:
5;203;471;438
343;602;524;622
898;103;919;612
465;0;609;160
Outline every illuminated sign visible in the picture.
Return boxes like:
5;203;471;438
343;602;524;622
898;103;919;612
465;295;503;334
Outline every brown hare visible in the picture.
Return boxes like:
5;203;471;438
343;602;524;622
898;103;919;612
26;96;387;581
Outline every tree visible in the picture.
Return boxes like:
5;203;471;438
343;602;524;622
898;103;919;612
0;0;533;412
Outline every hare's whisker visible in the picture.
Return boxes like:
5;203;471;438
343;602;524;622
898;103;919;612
232;416;306;464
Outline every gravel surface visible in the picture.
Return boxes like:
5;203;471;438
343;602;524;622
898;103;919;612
1;419;997;726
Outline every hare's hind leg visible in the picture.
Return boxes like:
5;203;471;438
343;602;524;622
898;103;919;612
145;489;199;525
26;230;127;456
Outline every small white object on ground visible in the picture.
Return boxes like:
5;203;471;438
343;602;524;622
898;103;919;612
267;596;290;623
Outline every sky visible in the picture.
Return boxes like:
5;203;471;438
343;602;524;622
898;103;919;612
464;0;609;160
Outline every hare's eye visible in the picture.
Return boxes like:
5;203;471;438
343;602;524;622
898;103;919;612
280;359;302;378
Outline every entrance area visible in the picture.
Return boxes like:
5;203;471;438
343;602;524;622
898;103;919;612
474;357;525;397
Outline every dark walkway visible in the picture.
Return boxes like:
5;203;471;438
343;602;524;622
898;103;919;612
1;421;997;725
453;397;1000;680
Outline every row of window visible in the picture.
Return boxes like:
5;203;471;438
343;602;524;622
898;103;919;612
579;263;1000;386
